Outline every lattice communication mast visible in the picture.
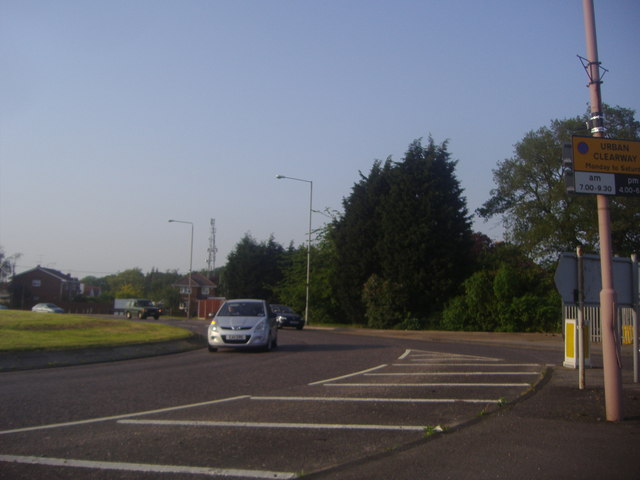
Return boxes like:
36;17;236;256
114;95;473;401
206;218;218;278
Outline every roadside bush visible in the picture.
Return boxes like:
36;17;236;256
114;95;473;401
362;274;408;329
442;255;561;332
394;314;427;331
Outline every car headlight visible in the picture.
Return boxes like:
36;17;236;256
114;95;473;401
210;320;218;332
254;319;267;333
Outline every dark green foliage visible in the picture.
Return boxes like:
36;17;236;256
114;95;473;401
442;242;561;332
441;270;495;331
361;274;408;329
221;234;285;302
331;137;474;326
273;228;341;324
330;160;389;322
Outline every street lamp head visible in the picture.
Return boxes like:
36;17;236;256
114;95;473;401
276;175;285;179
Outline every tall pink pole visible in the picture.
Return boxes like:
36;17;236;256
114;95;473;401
582;0;623;421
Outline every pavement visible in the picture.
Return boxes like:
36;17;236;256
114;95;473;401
1;327;639;479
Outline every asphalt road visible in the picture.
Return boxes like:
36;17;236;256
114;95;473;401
0;326;562;479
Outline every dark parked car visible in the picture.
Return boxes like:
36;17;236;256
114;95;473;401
271;304;304;330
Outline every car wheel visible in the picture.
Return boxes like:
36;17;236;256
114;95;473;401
208;345;217;352
153;315;159;320
296;325;303;330
126;312;132;319
263;333;273;352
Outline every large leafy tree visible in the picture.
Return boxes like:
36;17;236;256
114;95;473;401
331;137;474;325
105;268;146;298
478;104;640;263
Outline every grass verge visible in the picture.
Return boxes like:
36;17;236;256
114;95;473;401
0;311;193;352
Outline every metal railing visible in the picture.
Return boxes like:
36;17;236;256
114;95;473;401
563;304;635;344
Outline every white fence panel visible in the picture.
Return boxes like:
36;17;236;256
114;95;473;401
562;304;634;344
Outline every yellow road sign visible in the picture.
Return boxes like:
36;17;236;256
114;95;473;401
572;136;640;174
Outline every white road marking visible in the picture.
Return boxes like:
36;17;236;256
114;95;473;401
251;395;500;404
0;454;297;479
0;395;250;435
365;371;540;376
393;363;543;367
0;348;543;478
323;382;531;388
409;357;501;362
398;349;412;360
407;353;502;361
308;364;387;385
120;419;428;432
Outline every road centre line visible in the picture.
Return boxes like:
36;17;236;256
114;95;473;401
119;419;428;432
0;395;250;436
251;396;501;404
308;364;387;386
0;454;296;479
323;382;531;388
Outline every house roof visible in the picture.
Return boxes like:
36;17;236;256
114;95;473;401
174;272;217;288
14;266;79;283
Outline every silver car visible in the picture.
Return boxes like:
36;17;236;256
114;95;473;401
207;299;278;352
31;303;64;313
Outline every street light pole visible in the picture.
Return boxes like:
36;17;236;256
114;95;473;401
276;175;312;326
169;219;194;320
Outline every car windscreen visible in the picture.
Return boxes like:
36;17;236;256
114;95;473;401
218;302;265;316
271;305;293;313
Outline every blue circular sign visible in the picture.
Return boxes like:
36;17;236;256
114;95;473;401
577;142;589;154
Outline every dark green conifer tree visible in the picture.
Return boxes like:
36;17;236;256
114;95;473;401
332;137;474;326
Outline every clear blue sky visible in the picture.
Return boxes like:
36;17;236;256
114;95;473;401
1;0;639;277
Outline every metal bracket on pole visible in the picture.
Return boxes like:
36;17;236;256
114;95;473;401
578;55;608;86
587;112;606;135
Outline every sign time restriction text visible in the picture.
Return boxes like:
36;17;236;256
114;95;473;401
571;136;640;196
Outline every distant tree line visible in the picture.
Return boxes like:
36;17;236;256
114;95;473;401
76;268;183;313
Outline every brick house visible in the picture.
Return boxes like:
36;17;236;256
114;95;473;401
174;272;217;317
10;266;81;309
